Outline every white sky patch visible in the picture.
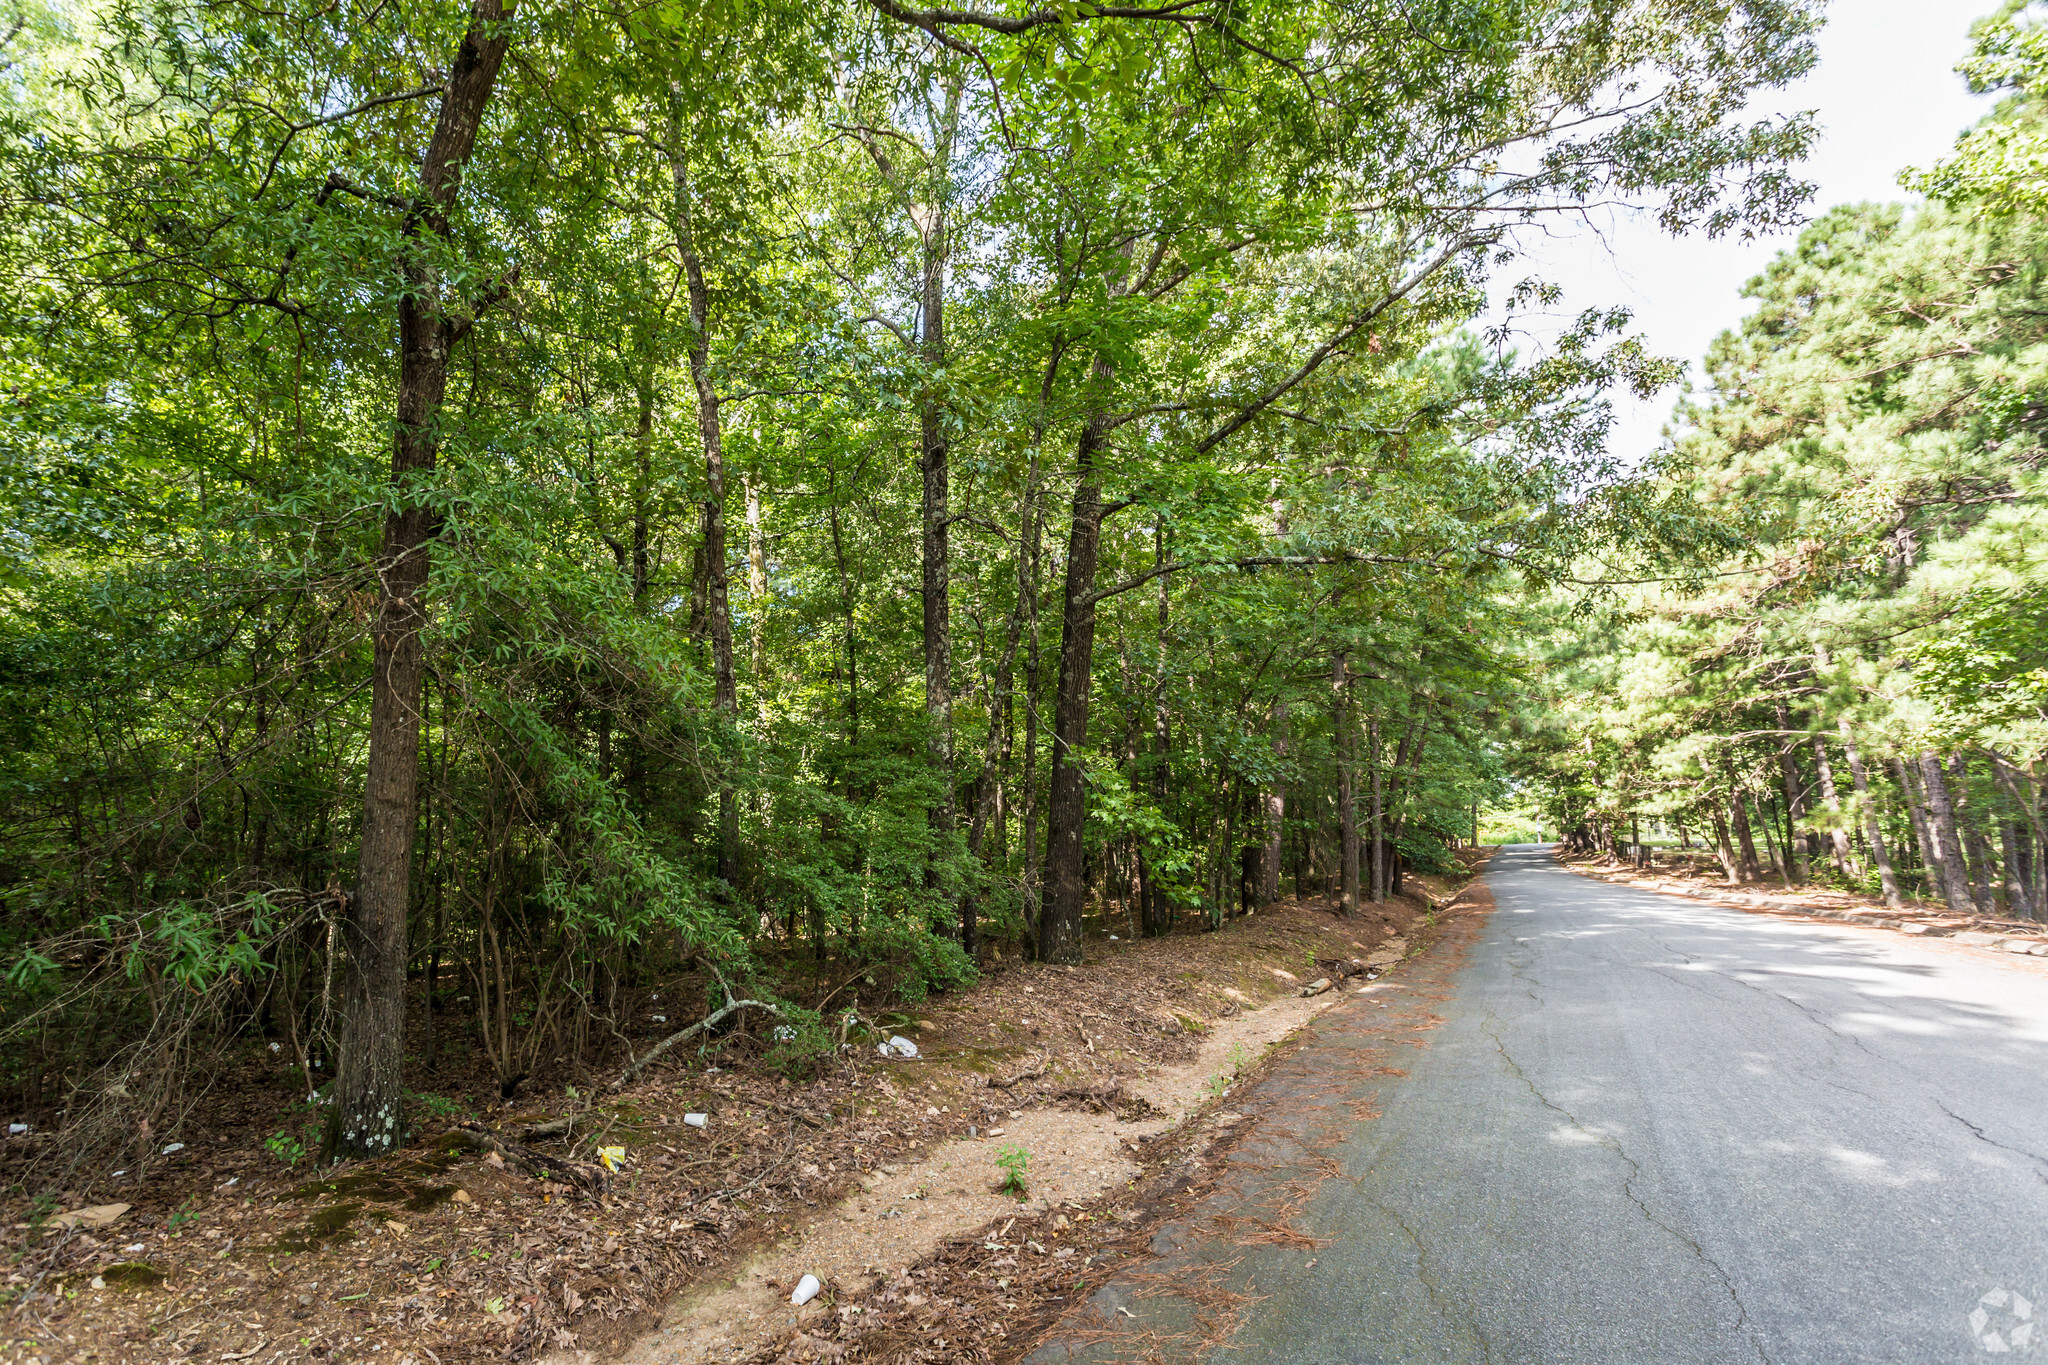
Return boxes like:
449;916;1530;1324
1478;0;1996;468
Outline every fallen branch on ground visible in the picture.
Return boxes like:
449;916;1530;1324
440;1123;611;1197
768;1100;830;1128
613;996;787;1086
518;1115;577;1143
989;1051;1050;1090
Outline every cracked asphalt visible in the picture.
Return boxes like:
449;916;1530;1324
1033;845;2048;1364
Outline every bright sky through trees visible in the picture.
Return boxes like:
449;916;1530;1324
1493;0;1994;464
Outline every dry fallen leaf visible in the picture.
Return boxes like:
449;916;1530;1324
50;1203;131;1230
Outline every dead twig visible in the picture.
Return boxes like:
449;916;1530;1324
517;1115;576;1143
439;1123;610;1197
989;1050;1051;1090
767;1100;830;1129
612;996;787;1086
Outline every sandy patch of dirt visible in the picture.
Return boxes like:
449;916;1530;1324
600;965;1397;1365
667;862;1489;1365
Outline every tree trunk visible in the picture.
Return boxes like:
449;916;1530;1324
1040;363;1115;963
1839;722;1901;910
1991;754;2046;922
1141;520;1172;937
1950;754;1998;915
1894;755;1937;897
1917;752;1974;913
919;77;964;937
1262;702;1286;907
1333;655;1358;917
327;0;512;1164
631;370;656;606
1389;727;1426;893
1773;702;1806;883
1810;734;1856;875
1998;819;2035;920
745;476;768;678
1729;775;1760;882
1020;553;1043;947
668;120;739;894
828;499;860;744
1711;807;1740;883
1757;793;1787;886
963;455;1038;952
1368;715;1385;903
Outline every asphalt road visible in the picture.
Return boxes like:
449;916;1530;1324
1036;845;2048;1364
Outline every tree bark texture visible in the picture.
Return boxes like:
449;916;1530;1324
1992;755;2046;920
1810;734;1856;875
1838;722;1901;910
920;77;963;929
1772;701;1807;883
330;0;512;1164
1950;754;1997;914
1711;807;1740;883
1040;392;1111;963
1729;777;1761;882
668;129;739;893
1998;820;2036;920
1333;655;1358;917
1917;752;1974;913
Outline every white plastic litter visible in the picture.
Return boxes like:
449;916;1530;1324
161;1143;185;1154
7;1124;28;1135
877;1035;920;1059
791;1274;821;1306
651;1015;667;1023
684;1113;709;1128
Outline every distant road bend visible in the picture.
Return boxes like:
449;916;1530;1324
1033;844;2048;1365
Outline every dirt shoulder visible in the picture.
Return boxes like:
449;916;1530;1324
1555;849;2048;956
646;858;1490;1365
0;868;1473;1365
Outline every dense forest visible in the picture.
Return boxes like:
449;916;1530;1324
1518;6;2048;922
2;0;2040;1195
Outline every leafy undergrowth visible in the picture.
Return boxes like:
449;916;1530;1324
0;878;1465;1365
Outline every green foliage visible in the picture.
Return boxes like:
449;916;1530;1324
0;0;1837;1159
994;1144;1030;1198
761;1007;836;1083
410;1094;468;1122
263;1131;307;1167
1909;3;2048;214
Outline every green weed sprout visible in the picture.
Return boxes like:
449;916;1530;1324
263;1130;306;1166
994;1144;1030;1198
